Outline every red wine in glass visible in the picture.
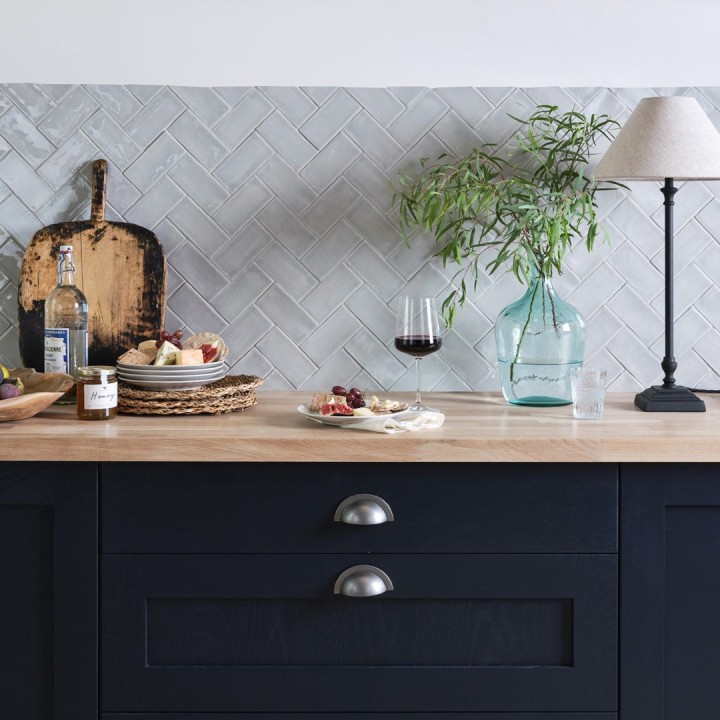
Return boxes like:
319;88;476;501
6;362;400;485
394;335;443;357
394;297;442;411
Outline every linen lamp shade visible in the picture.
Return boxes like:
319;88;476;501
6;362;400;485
594;96;720;181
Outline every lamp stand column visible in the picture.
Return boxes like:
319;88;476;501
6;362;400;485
634;178;705;411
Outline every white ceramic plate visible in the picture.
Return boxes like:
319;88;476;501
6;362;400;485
117;367;225;380
118;367;224;379
118;374;225;387
117;360;224;372
120;375;224;391
297;404;412;426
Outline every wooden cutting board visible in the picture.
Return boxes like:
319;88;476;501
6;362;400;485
18;159;166;370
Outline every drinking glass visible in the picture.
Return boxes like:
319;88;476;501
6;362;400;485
570;368;607;419
394;296;442;411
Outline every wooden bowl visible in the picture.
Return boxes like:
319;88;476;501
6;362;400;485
0;368;73;422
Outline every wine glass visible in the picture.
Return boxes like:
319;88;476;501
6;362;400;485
394;296;442;411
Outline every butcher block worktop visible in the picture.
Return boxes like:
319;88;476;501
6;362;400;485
1;391;720;462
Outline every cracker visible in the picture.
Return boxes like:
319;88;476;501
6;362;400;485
118;348;153;365
309;391;333;412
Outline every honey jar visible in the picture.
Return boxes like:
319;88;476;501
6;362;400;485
77;366;118;420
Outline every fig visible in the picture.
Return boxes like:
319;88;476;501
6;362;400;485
200;342;220;363
0;383;20;400
6;377;24;394
332;403;354;416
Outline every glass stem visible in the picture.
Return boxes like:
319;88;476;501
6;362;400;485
415;358;422;407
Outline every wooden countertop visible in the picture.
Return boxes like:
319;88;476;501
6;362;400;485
1;391;720;462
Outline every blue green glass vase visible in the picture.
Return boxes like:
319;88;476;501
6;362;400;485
494;274;585;406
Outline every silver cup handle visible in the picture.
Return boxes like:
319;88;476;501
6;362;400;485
333;494;394;525
333;565;394;597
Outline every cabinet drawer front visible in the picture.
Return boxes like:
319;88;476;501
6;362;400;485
103;715;618;720
102;554;617;712
102;463;617;553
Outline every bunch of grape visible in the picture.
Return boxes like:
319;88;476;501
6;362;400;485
332;385;366;409
156;329;184;349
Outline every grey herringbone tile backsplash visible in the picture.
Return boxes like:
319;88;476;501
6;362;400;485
2;84;720;392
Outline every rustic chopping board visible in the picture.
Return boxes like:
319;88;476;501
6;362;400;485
18;159;166;370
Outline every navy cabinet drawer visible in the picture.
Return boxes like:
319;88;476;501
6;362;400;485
103;715;618;720
102;553;617;712
102;463;617;553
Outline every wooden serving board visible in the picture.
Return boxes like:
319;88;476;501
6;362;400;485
18;160;166;370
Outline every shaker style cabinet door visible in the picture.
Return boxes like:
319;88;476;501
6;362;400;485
622;464;720;720
0;462;97;720
102;553;617;713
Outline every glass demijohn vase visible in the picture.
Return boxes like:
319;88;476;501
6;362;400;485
495;272;585;406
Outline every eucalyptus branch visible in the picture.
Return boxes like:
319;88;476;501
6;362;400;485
395;105;621;326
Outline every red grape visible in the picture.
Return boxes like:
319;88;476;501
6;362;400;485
156;329;183;349
331;385;347;396
349;396;365;409
348;387;363;398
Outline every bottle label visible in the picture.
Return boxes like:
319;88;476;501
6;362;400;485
83;382;118;410
44;328;69;374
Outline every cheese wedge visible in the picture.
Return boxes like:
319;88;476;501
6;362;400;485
173;349;204;366
154;340;179;365
352;407;375;417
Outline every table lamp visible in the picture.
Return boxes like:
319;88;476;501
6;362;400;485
595;96;720;412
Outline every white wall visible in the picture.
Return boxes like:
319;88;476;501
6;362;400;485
3;0;720;87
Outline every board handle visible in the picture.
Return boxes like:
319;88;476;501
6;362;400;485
91;159;107;222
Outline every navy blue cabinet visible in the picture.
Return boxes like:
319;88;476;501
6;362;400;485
101;463;618;716
622;464;720;720
0;462;97;720
0;460;631;718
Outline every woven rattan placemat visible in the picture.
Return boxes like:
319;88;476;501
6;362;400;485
118;374;262;415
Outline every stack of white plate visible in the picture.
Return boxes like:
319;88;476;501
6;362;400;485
116;360;226;391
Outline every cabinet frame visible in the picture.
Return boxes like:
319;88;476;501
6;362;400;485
0;462;97;719
621;463;720;720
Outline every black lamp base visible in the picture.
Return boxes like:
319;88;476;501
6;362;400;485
634;385;706;412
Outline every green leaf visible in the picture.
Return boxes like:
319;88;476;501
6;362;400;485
393;104;623;324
